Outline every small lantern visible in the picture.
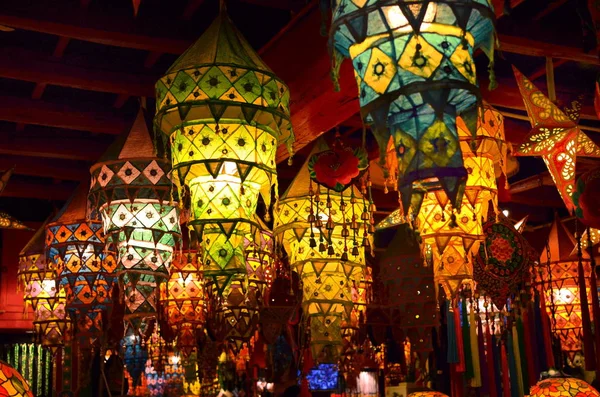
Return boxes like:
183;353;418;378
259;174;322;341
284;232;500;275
0;360;34;397
529;377;600;396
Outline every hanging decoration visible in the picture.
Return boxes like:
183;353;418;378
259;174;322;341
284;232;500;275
260;266;298;345
0;168;31;230
473;214;536;309
529;377;600;397
89;107;181;341
407;392;449;397
413;104;506;297
329;0;497;214
274;139;372;363
535;217;594;359
573;166;600;229
513;66;600;212
160;250;206;358
0;360;34;397
46;183;117;350
154;4;294;298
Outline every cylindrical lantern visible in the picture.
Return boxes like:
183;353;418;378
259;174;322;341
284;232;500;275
535;218;594;359
159;250;206;357
89;108;181;340
529;377;600;396
274;140;372;363
154;6;294;297
18;224;70;354
408;392;449;397
330;0;496;214
573;167;600;229
46;183;116;350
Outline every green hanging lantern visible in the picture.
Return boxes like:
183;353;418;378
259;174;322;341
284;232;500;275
329;0;496;214
155;5;294;296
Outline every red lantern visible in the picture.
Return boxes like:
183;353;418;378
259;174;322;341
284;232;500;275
573;167;600;229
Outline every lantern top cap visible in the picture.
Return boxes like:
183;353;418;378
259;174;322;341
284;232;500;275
540;216;587;262
20;221;50;257
50;183;93;225
95;106;158;164
166;10;274;76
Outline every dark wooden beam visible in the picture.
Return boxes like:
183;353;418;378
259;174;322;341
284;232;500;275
533;0;569;21
0;48;156;97
0;95;130;134
528;58;568;81
0;155;90;181
0;133;108;161
0;12;190;55
498;34;600;66
1;179;74;201
181;0;205;21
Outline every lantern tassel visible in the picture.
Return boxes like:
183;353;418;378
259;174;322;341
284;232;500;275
521;306;537;387
454;301;466;373
486;323;498;397
516;315;530;388
446;303;459;364
511;323;524;396
587;228;600;381
461;299;473;378
477;315;489;394
469;310;482;387
500;340;511;397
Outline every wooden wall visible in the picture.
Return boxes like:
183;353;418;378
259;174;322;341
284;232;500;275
0;224;40;331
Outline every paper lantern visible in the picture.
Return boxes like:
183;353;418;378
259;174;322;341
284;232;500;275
473;214;536;308
0;361;34;397
159;251;206;357
274;141;372;363
529;377;600;397
513;67;600;212
573;167;600;229
46;183;116;349
121;326;149;386
155;6;294;297
18;224;50;314
89;108;181;339
535;218;594;358
408;392;449;397
330;0;496;214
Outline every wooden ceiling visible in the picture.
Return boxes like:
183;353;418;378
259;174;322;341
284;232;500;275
0;0;599;229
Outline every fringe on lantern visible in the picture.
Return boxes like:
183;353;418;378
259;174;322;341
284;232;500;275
461;299;474;379
454;302;466;373
511;324;524;396
538;291;555;369
506;333;520;397
477;316;489;394
500;340;511;397
516;316;529;388
447;303;459;364
588;247;600;381
468;309;481;387
521;307;537;387
486;323;498;397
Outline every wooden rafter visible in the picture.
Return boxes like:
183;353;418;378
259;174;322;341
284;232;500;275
1;179;74;201
0;155;90;181
0;133;108;161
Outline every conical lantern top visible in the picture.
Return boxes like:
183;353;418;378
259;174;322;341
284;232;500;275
97;107;157;162
20;221;48;258
541;217;584;263
51;183;91;224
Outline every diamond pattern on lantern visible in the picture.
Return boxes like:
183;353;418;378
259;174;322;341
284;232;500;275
363;47;396;95
98;165;115;188
143;161;165;184
199;66;229;98
117;162;142;185
397;35;443;80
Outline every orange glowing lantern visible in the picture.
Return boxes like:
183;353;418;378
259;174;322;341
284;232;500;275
529;377;600;397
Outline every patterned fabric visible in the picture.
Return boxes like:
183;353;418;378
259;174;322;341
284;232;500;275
408;392;449;397
529;377;600;396
0;361;34;397
512;66;600;212
330;0;496;214
155;11;294;299
274;144;369;363
473;215;535;309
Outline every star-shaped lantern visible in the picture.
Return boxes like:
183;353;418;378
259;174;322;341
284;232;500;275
513;66;600;212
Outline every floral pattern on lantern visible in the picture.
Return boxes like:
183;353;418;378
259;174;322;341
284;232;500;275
529;377;600;397
89;108;181;341
0;361;34;397
155;7;294;298
46;183;116;350
329;0;496;214
274;140;371;363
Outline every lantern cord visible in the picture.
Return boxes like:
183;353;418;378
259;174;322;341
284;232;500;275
575;228;596;370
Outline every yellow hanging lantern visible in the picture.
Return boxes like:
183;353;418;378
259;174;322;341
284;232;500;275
160;250;206;358
274;140;372;363
154;5;294;297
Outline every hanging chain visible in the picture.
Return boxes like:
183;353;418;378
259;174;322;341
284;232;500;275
545;237;558;333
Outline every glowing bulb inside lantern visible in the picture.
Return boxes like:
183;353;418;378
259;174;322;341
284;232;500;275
383;3;437;31
502;209;510;217
554;288;575;304
169;355;180;365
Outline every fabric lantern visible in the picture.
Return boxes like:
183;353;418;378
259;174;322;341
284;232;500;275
473;213;536;309
573;167;600;229
535;218;594;359
18;225;70;354
89;108;181;340
411;105;505;297
513;66;600;212
529;377;600;396
46;183;117;350
408;392;449;397
274;140;372;363
121;325;149;386
159;250;206;357
0;360;34;397
329;0;496;214
0;169;31;231
154;5;294;297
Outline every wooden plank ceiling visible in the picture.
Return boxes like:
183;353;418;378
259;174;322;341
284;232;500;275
0;0;598;226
